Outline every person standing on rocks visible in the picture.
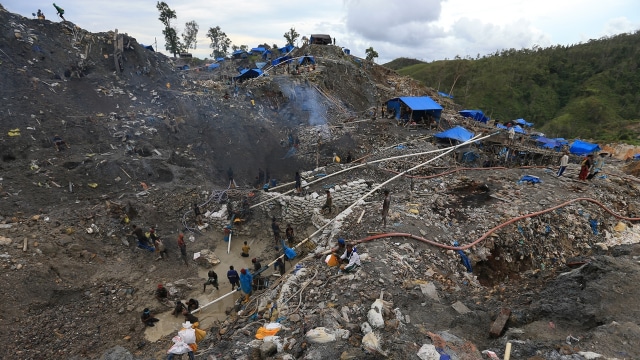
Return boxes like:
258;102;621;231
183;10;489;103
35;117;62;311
295;172;302;194
227;265;240;290
227;167;236;188
557;152;569;177
285;224;295;246
177;233;188;266
578;154;593;181
321;190;333;214
271;217;281;245
193;203;203;226
239;268;253;303
52;3;65;21
203;269;219;292
382;190;391;228
252;258;262;272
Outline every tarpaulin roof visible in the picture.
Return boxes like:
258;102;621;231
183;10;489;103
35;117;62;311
232;49;246;55
297;55;315;65
271;56;291;66
251;47;266;53
216;57;225;62
513;125;526;134
438;91;453;99
569;140;601;155
278;44;295;54
389;96;443;111
459;110;489;123
207;63;220;69
434;126;474;142
234;68;263;81
535;136;563;149
515;118;534;127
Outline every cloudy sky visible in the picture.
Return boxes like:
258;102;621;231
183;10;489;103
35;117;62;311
4;0;639;63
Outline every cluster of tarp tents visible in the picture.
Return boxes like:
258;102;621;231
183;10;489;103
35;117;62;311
385;96;443;122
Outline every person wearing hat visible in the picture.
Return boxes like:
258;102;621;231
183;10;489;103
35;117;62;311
140;308;159;327
331;238;346;256
155;284;168;302
177;233;188;266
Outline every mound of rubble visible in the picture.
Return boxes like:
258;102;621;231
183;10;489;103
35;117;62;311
2;5;640;360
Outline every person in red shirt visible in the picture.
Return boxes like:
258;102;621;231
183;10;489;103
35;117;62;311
177;233;188;266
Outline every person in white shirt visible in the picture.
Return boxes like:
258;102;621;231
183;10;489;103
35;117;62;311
557;152;569;177
340;244;361;273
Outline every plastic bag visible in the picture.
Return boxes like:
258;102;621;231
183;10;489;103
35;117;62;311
178;327;196;344
194;328;206;343
255;323;282;339
167;336;191;355
325;254;340;267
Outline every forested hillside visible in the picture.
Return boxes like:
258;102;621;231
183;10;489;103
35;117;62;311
386;31;640;142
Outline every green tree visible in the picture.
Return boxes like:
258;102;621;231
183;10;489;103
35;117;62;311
156;1;183;57
283;27;299;46
206;26;231;58
365;47;379;62
182;20;199;51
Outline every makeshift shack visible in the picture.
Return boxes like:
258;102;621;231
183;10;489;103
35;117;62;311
386;96;443;123
459;110;489;123
234;68;263;83
297;55;315;66
309;34;332;45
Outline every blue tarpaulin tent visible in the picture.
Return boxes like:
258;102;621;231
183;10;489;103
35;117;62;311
140;44;154;52
278;44;295;54
514;118;534;127
297;55;315;65
250;47;266;54
234;68;263;82
569;140;601;155
535;137;563;149
232;50;248;59
459;110;489;123
438;91;454;99
496;124;508;130
386;96;443;122
207;63;220;70
271;56;292;66
434;126;474;142
255;62;267;69
513;125;526;134
216;57;225;62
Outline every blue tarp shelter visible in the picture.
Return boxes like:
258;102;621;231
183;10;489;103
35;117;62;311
207;63;220;70
250;47;266;54
569;140;601;155
459;110;489;123
496;124;508;130
535;137;563;149
278;44;295;54
255;62;267;69
386;96;443;122
141;44;154;52
514;118;534;127
434;126;474;142
438;91;454;99
271;56;292;66
232;50;248;59
216;57;225;62
234;68;263;82
297;55;315;65
513;125;526;134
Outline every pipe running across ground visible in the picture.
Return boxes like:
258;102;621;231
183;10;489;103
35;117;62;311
351;197;640;251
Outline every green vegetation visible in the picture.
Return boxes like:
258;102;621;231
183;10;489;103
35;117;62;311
389;32;640;141
384;57;426;70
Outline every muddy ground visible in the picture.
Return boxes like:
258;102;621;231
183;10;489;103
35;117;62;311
2;6;640;360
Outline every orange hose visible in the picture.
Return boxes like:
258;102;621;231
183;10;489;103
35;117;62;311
354;197;640;251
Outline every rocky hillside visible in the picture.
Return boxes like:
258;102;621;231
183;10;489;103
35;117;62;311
2;5;640;360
